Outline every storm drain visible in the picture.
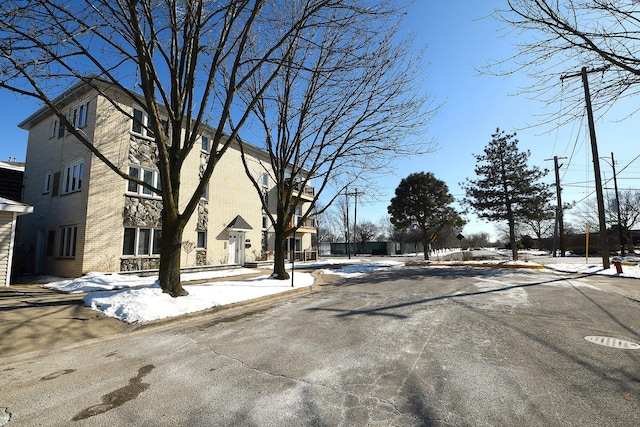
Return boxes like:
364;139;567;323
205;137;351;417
585;336;640;349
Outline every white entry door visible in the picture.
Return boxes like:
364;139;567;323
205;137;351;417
228;233;244;265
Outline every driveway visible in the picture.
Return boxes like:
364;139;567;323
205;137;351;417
1;266;639;426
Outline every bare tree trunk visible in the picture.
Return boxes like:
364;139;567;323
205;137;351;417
273;225;290;280
509;216;518;261
159;209;188;297
422;228;430;261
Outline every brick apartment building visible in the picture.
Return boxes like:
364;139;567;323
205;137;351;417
17;81;315;277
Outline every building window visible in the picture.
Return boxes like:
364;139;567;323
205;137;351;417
262;214;269;230
138;228;151;254
131;107;166;138
123;227;162;256
201;183;209;200
62;160;84;194
201;135;209;151
152;229;162;255
132;108;144;134
262;173;269;187
50;117;59;138
57;121;65;139
43;171;52;194
197;231;206;249
59;226;77;258
72;100;91;129
127;165;161;197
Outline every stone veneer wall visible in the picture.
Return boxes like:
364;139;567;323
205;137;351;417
196;151;210;265
120;136;162;271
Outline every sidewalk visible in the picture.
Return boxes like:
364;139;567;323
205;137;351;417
0;284;130;358
0;269;292;359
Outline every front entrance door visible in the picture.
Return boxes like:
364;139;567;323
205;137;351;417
228;232;244;265
286;236;301;261
34;229;46;274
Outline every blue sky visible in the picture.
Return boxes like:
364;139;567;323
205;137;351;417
2;1;639;240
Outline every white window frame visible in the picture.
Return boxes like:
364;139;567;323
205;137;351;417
127;165;161;197
43;171;52;194
72;100;91;129
201;135;209;152
131;107;167;139
200;183;209;200
122;227;162;256
50;117;59;139
262;172;269;188
61;160;84;194
58;225;77;258
197;231;207;249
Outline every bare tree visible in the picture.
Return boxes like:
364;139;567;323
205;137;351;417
235;1;438;278
572;190;640;238
0;0;359;296
495;1;640;123
355;221;378;244
375;215;394;241
467;232;493;248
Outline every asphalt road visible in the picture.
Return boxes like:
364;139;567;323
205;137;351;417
1;266;639;426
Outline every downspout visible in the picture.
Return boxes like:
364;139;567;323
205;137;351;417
6;212;17;287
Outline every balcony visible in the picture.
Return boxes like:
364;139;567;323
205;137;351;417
287;215;317;233
285;179;315;201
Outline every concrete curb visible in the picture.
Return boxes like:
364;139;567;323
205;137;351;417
405;261;544;269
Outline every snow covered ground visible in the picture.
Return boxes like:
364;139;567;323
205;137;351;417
41;255;640;324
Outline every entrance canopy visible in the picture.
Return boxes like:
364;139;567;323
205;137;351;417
226;215;253;232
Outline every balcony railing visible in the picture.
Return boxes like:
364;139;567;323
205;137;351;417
285;179;315;200
288;215;317;231
286;249;318;262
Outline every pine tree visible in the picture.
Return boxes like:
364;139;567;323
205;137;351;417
462;129;552;261
388;172;463;260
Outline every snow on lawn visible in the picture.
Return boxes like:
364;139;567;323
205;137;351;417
544;262;640;279
84;273;315;324
45;268;258;293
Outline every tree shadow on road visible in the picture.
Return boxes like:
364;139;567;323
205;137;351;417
307;267;570;319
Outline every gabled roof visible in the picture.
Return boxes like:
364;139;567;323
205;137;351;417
226;215;253;231
0;197;33;215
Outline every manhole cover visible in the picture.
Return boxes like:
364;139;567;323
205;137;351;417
585;336;640;349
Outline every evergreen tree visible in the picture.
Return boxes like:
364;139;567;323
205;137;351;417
388;172;463;260
462;129;552;261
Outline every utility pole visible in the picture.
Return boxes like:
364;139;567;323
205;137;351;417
561;65;610;269
604;152;625;256
545;156;567;257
